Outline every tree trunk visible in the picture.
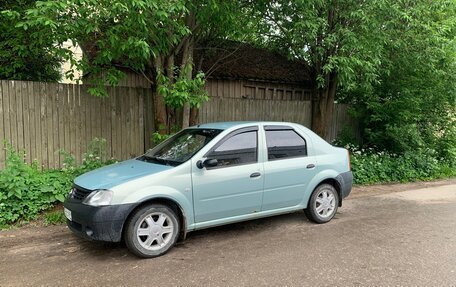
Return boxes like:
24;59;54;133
153;56;168;134
189;107;199;126
180;11;195;129
311;72;337;140
166;54;176;131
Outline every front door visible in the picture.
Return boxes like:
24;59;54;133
192;127;264;223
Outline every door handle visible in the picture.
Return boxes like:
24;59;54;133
250;172;261;178
306;164;315;169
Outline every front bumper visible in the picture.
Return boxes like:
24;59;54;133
64;199;136;242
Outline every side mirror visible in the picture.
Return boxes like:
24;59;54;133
196;158;218;169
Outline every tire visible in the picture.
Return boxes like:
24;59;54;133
124;204;180;258
304;184;339;224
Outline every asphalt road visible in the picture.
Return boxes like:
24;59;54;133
1;179;455;287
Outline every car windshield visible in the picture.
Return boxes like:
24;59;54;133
137;128;222;166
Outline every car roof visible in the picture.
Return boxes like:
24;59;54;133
191;121;300;130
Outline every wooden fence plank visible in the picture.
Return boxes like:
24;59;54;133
126;88;133;158
15;81;25;154
0;81;5;168
110;86;118;159
38;82;48;168
8;81;18;150
63;84;71;161
22;81;31;164
33;82;42;166
82;86;90;153
57;84;65;166
104;87;112;158
116;87;123;160
132;88;139;156
74;85;81;162
138;89;144;154
122;88;129;159
28;82;36;164
48;83;56;167
52;84;59;168
1;81;11;149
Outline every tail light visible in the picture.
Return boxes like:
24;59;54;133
347;149;351;171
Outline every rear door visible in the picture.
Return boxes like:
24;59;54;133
261;125;317;210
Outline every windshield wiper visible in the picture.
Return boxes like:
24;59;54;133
137;155;166;164
137;155;181;166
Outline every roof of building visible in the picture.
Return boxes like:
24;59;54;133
82;39;312;86
195;41;311;85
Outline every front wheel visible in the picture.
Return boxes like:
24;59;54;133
125;204;180;258
304;184;339;224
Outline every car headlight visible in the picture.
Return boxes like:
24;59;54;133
82;189;113;206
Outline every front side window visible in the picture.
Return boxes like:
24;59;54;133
206;130;258;168
139;129;222;166
265;129;307;160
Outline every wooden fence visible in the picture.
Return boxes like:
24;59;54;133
0;80;356;169
199;97;355;141
199;97;312;126
0;80;149;169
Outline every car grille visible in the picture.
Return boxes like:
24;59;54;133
71;186;92;201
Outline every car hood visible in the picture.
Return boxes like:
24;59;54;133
74;159;173;190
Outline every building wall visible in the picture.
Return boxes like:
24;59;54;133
60;41;83;84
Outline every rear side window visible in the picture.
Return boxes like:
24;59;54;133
265;130;307;160
206;130;257;168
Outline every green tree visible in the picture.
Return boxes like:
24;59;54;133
346;0;456;159
0;0;61;81
251;0;388;139
9;0;253;133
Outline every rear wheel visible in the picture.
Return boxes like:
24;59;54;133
125;204;179;258
304;184;339;224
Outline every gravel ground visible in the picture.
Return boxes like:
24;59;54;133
0;179;455;287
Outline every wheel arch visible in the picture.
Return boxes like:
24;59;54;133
303;170;343;208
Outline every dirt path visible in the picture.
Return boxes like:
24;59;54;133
1;179;455;286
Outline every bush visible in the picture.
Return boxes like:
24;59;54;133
0;138;116;228
347;144;456;185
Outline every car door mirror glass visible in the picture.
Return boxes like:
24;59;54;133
204;158;218;168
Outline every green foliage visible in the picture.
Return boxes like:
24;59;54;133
151;126;179;145
0;0;62;81
0;146;71;227
0;139;116;228
157;70;209;109
347;144;456;185
5;0;189;92
338;0;456;159
151;132;172;145
44;210;66;225
252;0;387;91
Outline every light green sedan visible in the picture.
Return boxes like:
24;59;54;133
64;122;353;258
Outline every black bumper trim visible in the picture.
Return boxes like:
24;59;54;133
64;200;137;242
336;171;353;202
